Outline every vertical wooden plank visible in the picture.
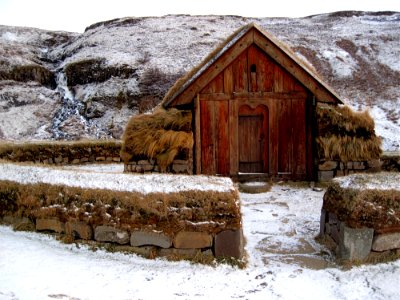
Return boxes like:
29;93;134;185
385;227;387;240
273;65;284;92
200;100;216;174
223;64;234;94
269;99;278;176
229;99;239;175
282;69;295;92
278;99;292;174
306;96;315;180
215;100;230;175
248;45;258;92
257;50;274;92
195;95;201;174
292;98;307;177
233;50;248;93
201;72;224;94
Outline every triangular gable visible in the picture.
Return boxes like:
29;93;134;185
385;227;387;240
162;23;343;108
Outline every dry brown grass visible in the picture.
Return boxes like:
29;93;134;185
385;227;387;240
0;140;122;163
317;135;382;161
323;181;400;231
121;108;193;168
316;104;382;161
0;180;241;234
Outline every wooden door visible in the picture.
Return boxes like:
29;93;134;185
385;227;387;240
238;105;269;173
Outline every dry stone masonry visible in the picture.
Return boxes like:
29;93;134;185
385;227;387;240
321;172;400;262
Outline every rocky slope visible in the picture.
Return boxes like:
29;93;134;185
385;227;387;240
0;12;399;150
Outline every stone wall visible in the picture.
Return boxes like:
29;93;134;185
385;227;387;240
0;141;122;165
320;210;400;262
124;159;192;174
1;216;244;261
318;159;381;181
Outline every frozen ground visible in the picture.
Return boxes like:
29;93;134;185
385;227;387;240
1;164;400;299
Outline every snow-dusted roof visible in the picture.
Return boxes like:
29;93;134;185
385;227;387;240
162;23;344;108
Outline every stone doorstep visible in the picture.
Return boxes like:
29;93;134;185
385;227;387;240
214;229;244;259
372;232;400;252
36;218;65;234
94;226;130;245
173;231;213;249
66;221;93;240
130;231;172;248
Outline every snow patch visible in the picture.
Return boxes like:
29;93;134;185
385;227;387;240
334;172;400;190
0;163;235;194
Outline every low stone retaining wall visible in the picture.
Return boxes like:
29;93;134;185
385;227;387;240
0;164;244;262
318;159;381;181
320;172;400;262
124;159;192;174
0;140;122;165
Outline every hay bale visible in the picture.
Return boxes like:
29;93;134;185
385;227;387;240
121;108;193;170
316;104;381;161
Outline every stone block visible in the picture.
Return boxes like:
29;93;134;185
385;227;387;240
330;223;340;244
138;160;150;165
320;209;327;236
367;159;381;168
159;248;199;258
172;163;188;174
66;221;93;240
338;223;374;261
173;231;213;249
372;232;400;252
318;171;334;181
112;157;121;162
328;212;338;225
94;226;130;244
80;157;89;163
96;156;106;161
63;157;69;164
142;164;154;172
335;170;345;177
71;158;80;164
318;161;338;171
130;231;172;248
214;229;244;259
106;157;113;162
54;156;63;164
353;162;365;170
36;218;65;233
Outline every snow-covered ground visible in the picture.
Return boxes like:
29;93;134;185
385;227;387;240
1;164;399;299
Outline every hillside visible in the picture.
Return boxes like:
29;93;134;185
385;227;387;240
0;11;399;150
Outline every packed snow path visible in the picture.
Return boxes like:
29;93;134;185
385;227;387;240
1;176;399;299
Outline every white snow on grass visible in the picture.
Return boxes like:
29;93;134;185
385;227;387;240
1;181;400;299
0;163;235;194
334;172;400;190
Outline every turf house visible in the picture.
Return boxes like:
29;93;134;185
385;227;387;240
121;23;381;181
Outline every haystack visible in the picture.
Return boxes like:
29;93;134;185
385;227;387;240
121;108;193;171
316;104;381;161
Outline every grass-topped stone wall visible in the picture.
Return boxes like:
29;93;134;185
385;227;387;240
0;140;122;165
320;172;400;262
121;108;193;174
0;163;244;262
316;104;382;181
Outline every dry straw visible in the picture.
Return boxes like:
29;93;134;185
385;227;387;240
317;104;381;161
121;108;193;170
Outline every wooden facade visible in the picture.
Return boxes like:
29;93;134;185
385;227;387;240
162;24;343;180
